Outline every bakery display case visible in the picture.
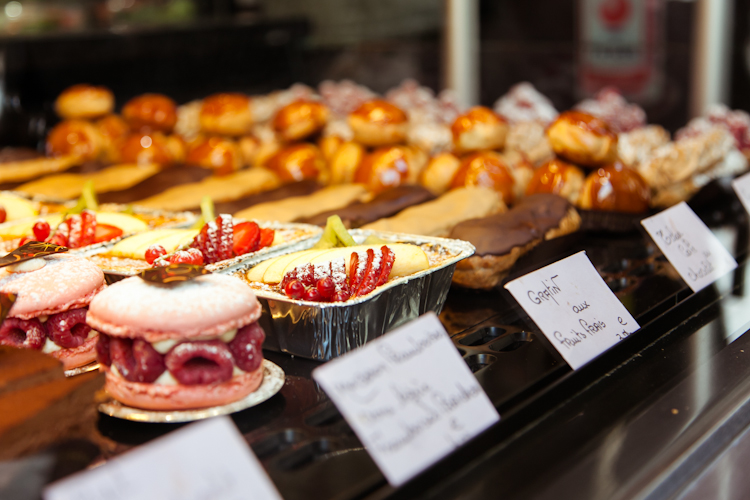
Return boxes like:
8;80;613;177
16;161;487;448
2;1;750;499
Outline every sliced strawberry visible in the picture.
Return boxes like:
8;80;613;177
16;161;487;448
66;216;82;248
376;245;395;286
258;228;274;250
354;248;382;297
330;257;350;301
349;251;367;294
296;263;316;287
232;221;260;256
217;214;233;261
94;223;123;243
80;210;97;247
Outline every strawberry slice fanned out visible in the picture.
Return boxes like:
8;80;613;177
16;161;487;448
376;245;395;286
353;248;383;298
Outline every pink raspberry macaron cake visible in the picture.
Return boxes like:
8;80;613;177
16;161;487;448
0;254;106;369
87;273;266;411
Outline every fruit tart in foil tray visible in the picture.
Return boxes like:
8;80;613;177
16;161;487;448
220;225;475;361
83;216;322;279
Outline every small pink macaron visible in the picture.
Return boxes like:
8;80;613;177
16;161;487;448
0;254;106;369
88;273;266;410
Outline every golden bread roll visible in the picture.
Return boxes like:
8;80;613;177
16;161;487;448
362;186;506;237
273;100;329;142
329;141;365;185
46;120;104;161
451;106;508;153
318;135;344;164
354;145;413;194
266;143;325;183
239;136;260;166
186;136;243;175
450;151;515;205
200;93;253;136
119;132;175;166
419;152;461;195
122;93;178;133
96;114;131;163
348;100;408;147
54;84;114;120
579;162;650;213
526;158;585;204
546;110;618;167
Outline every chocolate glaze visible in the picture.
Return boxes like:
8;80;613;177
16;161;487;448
449;193;571;256
98;165;213;205
300;185;436;228
214;179;322;215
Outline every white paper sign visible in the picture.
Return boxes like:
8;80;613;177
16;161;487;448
44;417;282;500
312;313;499;487
504;251;639;370
732;172;750;214
641;201;737;292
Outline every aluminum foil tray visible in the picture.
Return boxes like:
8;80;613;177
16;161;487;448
219;229;475;361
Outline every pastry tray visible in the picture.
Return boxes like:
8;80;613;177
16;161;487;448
219;229;475;361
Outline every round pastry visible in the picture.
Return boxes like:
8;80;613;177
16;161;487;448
419;152;461;195
55;84;115;120
546;110;618;167
88;273;265;410
354;145;413;194
451;106;508;153
122;94;178;133
526;158;585;204
119;132;175;166
273;100;329;142
329;141;365;185
266;143;324;183
318;135;344;164
450;151;515;204
96;114;131;163
348;100;408;147
46;120;104;161
579;162;651;213
200;93;253;136
186;136;244;175
0;254;106;369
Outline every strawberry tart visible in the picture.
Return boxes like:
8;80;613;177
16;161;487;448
88;273;266;410
0;254;106;369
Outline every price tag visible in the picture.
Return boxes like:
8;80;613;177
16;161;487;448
44;417;282;500
732;172;750;214
641;202;737;292
312;313;499;487
504;251;639;370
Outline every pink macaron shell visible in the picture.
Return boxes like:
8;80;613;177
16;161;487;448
103;365;264;410
0;254;106;320
86;274;262;343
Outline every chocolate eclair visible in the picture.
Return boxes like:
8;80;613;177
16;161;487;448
300;185;436;228
98;165;213;205
450;193;581;289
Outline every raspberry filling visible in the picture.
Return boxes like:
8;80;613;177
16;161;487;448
0;318;46;350
47;308;92;348
98;321;265;386
165;340;234;385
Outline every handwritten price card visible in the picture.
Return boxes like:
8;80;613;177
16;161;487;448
44;417;282;500
312;313;499;487
641;202;737;292
504;251;639;370
732;172;750;214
